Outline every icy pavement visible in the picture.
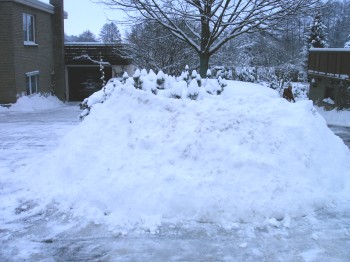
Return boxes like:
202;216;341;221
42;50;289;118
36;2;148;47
1;104;350;262
329;125;350;148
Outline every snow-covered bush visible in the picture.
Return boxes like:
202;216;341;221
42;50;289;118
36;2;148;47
133;69;142;89
79;78;120;120
80;68;232;120
122;72;129;84
214;66;233;80
170;81;186;99
274;63;300;83
197;74;202;87
291;83;309;101
156;71;165;90
206;69;212;78
179;65;190;85
205;79;222;95
217;76;227;95
235;67;256;83
187;79;200;100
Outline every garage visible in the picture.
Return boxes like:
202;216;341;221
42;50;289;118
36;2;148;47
66;66;112;101
65;43;133;101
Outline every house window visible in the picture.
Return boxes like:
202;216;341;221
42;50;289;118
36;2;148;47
23;13;35;44
26;71;39;94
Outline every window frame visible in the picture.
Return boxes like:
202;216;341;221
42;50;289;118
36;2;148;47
26;71;39;95
23;13;36;45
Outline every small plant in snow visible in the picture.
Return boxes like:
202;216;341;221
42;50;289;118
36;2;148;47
141;69;148;76
196;74;202;87
187;79;199;100
217;76;226;95
236;67;255;83
191;70;197;79
148;69;157;82
133;69;142;89
170;81;186;99
156;71;166;90
204;79;220;95
183;65;190;85
122;72;129;84
206;69;212;78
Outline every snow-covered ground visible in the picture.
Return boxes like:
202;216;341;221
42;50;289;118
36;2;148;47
316;107;350;127
0;82;350;261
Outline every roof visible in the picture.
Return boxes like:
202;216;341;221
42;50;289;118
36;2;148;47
65;43;132;66
0;0;68;17
0;0;54;14
309;48;350;52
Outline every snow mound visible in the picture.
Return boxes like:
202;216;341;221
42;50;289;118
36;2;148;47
15;81;350;230
9;94;63;111
316;107;350;127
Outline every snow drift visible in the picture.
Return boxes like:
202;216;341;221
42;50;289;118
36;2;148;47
6;94;63;111
13;80;350;230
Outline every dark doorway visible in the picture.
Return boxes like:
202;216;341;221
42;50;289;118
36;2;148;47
67;66;112;101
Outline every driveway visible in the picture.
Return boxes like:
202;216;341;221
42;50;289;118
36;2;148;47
329;125;350;148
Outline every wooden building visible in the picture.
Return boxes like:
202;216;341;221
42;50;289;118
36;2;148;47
308;48;350;109
64;43;133;101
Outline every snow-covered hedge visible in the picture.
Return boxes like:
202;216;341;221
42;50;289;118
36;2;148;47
80;67;225;120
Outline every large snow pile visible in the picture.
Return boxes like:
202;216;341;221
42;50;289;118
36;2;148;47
10;79;350;231
316;107;350;127
3;94;63;111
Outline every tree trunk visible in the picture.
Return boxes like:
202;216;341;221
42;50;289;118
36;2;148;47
199;2;211;78
199;52;210;78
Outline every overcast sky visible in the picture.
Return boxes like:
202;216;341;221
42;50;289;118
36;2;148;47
42;0;127;37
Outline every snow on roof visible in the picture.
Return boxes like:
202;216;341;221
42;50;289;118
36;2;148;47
65;42;114;46
309;48;350;52
7;0;55;14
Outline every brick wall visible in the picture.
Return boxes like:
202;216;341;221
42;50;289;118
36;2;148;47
13;3;54;97
0;0;65;104
50;0;66;101
0;2;16;103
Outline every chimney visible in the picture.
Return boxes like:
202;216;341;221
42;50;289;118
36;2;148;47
50;0;66;101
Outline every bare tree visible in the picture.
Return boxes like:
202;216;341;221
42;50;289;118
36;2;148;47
97;0;321;76
99;22;122;43
127;21;196;74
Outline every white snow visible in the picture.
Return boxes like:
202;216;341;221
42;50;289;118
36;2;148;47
316;107;350;127
0;94;63;112
3;80;349;232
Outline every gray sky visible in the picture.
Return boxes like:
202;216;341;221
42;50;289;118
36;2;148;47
43;0;127;37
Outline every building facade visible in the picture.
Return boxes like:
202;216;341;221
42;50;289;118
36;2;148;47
64;43;134;101
0;0;65;104
308;48;350;109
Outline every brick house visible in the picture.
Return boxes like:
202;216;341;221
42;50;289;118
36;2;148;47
0;0;66;104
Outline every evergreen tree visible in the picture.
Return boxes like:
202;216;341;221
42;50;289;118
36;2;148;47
76;30;98;42
301;10;328;75
306;10;328;49
344;34;350;48
99;22;122;43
